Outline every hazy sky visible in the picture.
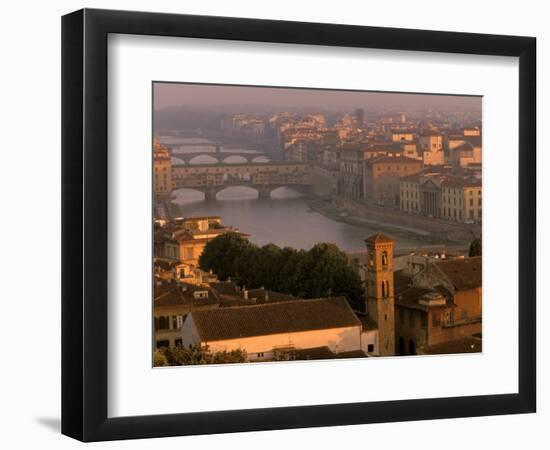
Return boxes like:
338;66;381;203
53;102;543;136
153;82;481;111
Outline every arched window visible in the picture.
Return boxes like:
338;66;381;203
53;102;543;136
381;281;386;297
382;251;388;266
385;280;390;297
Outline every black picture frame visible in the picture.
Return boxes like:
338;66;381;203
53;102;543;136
62;8;536;442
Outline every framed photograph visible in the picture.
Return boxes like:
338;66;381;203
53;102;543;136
62;8;536;442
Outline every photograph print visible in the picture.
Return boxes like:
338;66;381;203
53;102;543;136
152;82;482;367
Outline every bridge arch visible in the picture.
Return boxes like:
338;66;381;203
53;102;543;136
251;155;270;163
220;155;249;164
171;188;207;202
214;185;262;200
187;154;219;164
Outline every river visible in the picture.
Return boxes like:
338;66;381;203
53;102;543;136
162;136;431;252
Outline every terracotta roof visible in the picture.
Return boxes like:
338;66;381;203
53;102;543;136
365;233;395;244
154;282;219;308
464;136;482;147
189;297;361;341
453;142;474;153
435;257;482;290
395;286;455;311
394;270;413;293
153;258;181;271
419;129;441;136
209;281;241;296
247;288;296;304
367;155;421;165
441;177;481;189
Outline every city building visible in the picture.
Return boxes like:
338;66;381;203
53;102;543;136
419;130;444;165
172;217;247;267
153;138;173;201
154;281;220;349
400;172;481;223
444;130;482;168
396;256;482;355
441;178;482;223
180;297;363;361
364;155;423;205
390;129;414;142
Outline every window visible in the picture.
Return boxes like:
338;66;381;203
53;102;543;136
172;316;177;329
381;281;386;297
175;339;182;347
367;344;374;353
184;247;193;259
156;340;169;349
382;251;388;266
158;316;169;330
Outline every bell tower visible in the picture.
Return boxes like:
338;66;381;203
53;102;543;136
365;233;396;357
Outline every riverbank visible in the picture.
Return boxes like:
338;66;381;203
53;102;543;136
306;194;480;250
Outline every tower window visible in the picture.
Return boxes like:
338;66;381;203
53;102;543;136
382;251;388;266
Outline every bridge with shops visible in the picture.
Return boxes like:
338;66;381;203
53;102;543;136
164;141;270;163
169;162;312;200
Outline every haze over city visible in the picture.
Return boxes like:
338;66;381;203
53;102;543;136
154;82;481;112
152;81;482;366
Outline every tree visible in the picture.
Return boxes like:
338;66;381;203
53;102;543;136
199;234;364;309
302;243;364;309
469;238;482;257
153;350;168;367
198;232;253;280
156;345;247;366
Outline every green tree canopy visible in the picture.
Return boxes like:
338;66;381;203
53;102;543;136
199;233;363;309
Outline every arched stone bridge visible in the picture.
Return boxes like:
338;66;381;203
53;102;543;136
170;151;271;164
170;162;312;201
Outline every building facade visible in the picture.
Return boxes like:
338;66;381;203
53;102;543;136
419;130;444;165
364;155;423;205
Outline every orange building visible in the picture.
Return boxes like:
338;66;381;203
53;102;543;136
394;256;482;355
364;155;423;205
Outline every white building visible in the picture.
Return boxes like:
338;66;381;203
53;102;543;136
180;297;364;361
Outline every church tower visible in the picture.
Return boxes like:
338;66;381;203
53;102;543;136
365;233;396;357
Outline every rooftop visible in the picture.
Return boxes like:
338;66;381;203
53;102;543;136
367;155;422;165
365;233;396;244
435;256;482;290
189;297;361;341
